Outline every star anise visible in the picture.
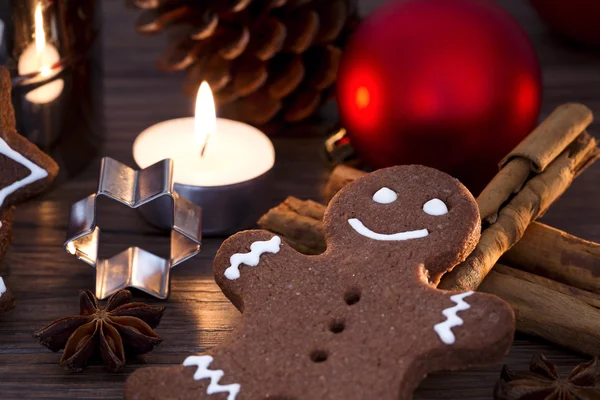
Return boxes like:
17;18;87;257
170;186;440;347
494;353;600;399
34;290;165;372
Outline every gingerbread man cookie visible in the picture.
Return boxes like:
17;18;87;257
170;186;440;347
125;165;515;400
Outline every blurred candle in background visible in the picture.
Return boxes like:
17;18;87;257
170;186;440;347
17;3;63;104
0;0;103;179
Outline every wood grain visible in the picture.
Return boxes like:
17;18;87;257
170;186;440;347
0;0;599;399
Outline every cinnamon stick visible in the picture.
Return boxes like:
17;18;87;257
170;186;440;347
257;197;325;255
323;164;367;202
501;222;600;295
479;270;600;356
480;103;593;224
440;131;598;291
492;264;600;310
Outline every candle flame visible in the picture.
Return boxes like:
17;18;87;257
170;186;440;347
195;81;217;154
34;3;51;77
35;4;45;53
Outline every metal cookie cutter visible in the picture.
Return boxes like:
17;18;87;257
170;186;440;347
64;157;202;300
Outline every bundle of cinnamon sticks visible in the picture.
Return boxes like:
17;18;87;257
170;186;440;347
258;103;600;356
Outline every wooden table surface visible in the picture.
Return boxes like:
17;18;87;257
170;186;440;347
1;0;599;398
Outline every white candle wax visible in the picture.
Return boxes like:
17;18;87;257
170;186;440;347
133;118;275;187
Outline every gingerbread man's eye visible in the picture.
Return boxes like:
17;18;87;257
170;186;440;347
373;187;397;204
423;198;448;216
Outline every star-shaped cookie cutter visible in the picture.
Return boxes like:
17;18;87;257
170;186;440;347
64;157;202;300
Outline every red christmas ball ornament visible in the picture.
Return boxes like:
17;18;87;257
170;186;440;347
529;0;600;47
337;0;542;193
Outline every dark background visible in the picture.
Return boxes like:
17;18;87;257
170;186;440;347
0;0;599;398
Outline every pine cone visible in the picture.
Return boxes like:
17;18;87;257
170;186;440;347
130;0;359;127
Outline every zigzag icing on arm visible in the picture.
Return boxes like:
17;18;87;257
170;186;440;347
0;138;48;207
183;355;240;400
433;291;474;345
224;236;281;280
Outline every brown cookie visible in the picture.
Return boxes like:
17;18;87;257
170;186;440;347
0;130;59;209
0;206;13;261
0;67;59;210
0;206;15;313
0;68;16;134
125;165;515;400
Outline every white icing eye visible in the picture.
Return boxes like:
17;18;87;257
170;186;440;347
423;198;448;216
372;187;397;204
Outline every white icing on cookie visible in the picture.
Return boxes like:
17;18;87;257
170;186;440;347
0;138;49;207
183;355;240;400
224;236;281;280
433;291;474;344
423;198;448;216
372;187;397;204
0;277;6;296
348;218;428;241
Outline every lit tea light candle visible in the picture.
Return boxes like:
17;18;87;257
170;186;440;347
17;3;64;104
133;82;275;235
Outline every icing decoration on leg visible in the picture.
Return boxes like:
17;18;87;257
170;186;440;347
0;138;49;207
224;236;281;280
183;355;240;400
0;277;6;296
434;291;474;344
348;218;429;241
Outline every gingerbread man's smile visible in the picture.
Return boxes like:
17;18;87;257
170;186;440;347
347;187;450;241
348;218;429;241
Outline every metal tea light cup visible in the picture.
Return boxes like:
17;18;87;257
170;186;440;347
137;164;273;236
